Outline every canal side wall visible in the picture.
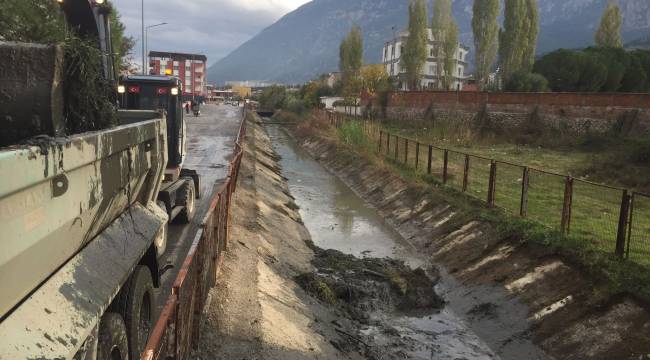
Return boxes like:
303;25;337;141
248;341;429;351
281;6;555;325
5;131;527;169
193;116;365;360
289;125;650;360
363;91;650;136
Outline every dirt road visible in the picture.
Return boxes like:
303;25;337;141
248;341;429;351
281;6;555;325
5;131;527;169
155;103;243;315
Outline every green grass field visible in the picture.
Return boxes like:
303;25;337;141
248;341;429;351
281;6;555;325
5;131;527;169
342;115;650;267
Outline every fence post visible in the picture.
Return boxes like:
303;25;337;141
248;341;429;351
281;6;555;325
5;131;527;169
487;160;497;207
626;194;635;259
427;145;433;175
462;154;470;192
561;177;574;237
378;131;383;153
404;138;409;164
443;150;449;184
520;167;530;217
615;190;631;259
415;142;420;170
394;135;399;160
386;132;390;156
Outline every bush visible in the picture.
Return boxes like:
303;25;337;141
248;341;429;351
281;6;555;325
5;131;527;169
338;121;366;146
505;71;549;92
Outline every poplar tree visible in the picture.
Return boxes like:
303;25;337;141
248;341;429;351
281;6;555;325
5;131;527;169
339;26;363;77
472;0;500;90
595;3;623;48
499;0;538;83
402;0;428;90
442;21;459;90
432;0;459;90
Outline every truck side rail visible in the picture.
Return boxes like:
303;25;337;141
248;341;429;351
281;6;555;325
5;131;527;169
141;106;248;360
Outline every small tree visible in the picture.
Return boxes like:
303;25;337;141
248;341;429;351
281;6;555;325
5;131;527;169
360;64;391;94
402;0;428;90
442;21;459;90
472;0;500;90
595;3;623;48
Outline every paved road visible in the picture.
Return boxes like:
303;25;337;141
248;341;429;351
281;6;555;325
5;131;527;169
154;103;243;315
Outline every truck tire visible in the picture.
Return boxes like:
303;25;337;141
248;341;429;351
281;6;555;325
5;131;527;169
175;178;195;224
97;312;129;360
116;266;155;360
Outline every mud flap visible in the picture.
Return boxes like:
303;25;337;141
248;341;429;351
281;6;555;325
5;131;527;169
0;203;166;359
180;168;201;199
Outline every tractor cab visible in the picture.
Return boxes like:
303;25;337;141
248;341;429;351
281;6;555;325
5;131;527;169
118;75;186;170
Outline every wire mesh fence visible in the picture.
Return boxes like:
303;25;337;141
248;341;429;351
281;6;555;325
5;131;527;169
466;155;492;202
629;193;650;266
446;150;465;192
494;162;525;215
329;111;650;268
570;181;623;253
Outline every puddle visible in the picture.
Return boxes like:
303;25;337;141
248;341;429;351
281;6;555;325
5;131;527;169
267;125;501;360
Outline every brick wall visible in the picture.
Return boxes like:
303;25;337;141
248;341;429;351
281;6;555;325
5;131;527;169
364;91;650;135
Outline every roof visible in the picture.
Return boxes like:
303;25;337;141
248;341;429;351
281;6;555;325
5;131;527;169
148;51;207;62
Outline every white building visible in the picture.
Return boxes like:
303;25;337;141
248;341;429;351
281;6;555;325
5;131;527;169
382;29;469;91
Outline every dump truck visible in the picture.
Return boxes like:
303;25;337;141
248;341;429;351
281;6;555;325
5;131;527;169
0;0;176;359
118;74;200;224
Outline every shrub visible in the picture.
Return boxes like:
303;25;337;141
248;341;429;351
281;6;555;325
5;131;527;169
505;71;549;92
338;121;366;147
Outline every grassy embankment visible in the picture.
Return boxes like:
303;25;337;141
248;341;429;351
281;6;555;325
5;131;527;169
374;116;650;268
279;109;650;304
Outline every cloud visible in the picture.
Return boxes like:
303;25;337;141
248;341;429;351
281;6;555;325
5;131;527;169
111;0;311;68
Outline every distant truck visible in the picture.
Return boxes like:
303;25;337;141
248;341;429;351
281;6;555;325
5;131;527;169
0;0;187;359
118;75;201;224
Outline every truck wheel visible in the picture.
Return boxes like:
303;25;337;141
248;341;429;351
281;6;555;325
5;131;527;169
97;313;129;360
175;178;195;224
117;266;155;360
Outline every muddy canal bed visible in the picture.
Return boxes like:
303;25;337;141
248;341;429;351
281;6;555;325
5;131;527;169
267;125;499;360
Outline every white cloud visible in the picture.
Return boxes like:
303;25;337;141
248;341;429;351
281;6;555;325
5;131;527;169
111;0;311;68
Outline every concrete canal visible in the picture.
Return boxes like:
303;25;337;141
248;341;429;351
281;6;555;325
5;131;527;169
267;124;509;360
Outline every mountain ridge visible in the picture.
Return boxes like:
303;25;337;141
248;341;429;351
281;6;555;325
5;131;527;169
208;0;650;85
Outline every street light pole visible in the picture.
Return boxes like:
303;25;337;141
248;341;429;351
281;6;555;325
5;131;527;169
145;22;167;73
141;0;145;74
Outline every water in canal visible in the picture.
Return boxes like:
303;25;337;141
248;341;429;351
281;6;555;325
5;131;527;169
267;125;499;360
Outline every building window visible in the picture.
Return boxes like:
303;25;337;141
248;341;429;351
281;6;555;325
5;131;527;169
458;67;462;76
391;45;395;56
429;65;435;75
384;47;388;60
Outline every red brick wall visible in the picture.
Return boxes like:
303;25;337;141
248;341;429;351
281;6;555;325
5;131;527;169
380;91;650;109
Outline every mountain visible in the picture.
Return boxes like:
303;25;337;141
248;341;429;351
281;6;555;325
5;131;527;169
207;0;650;85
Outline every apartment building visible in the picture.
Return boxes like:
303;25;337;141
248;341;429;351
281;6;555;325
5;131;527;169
382;29;469;91
148;51;207;98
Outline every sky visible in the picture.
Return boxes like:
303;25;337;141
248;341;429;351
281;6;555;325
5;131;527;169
111;0;311;69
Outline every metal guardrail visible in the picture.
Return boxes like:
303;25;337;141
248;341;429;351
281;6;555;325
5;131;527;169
141;108;248;360
326;110;650;267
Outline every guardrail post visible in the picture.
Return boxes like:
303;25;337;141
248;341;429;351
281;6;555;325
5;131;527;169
404;138;409;164
462;154;470;192
443;150;449;184
561;177;574;237
520;167;530;217
378;131;383;153
427;145;433;174
616;190;631;259
415;142;420;170
487;160;497;207
394;135;399;160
